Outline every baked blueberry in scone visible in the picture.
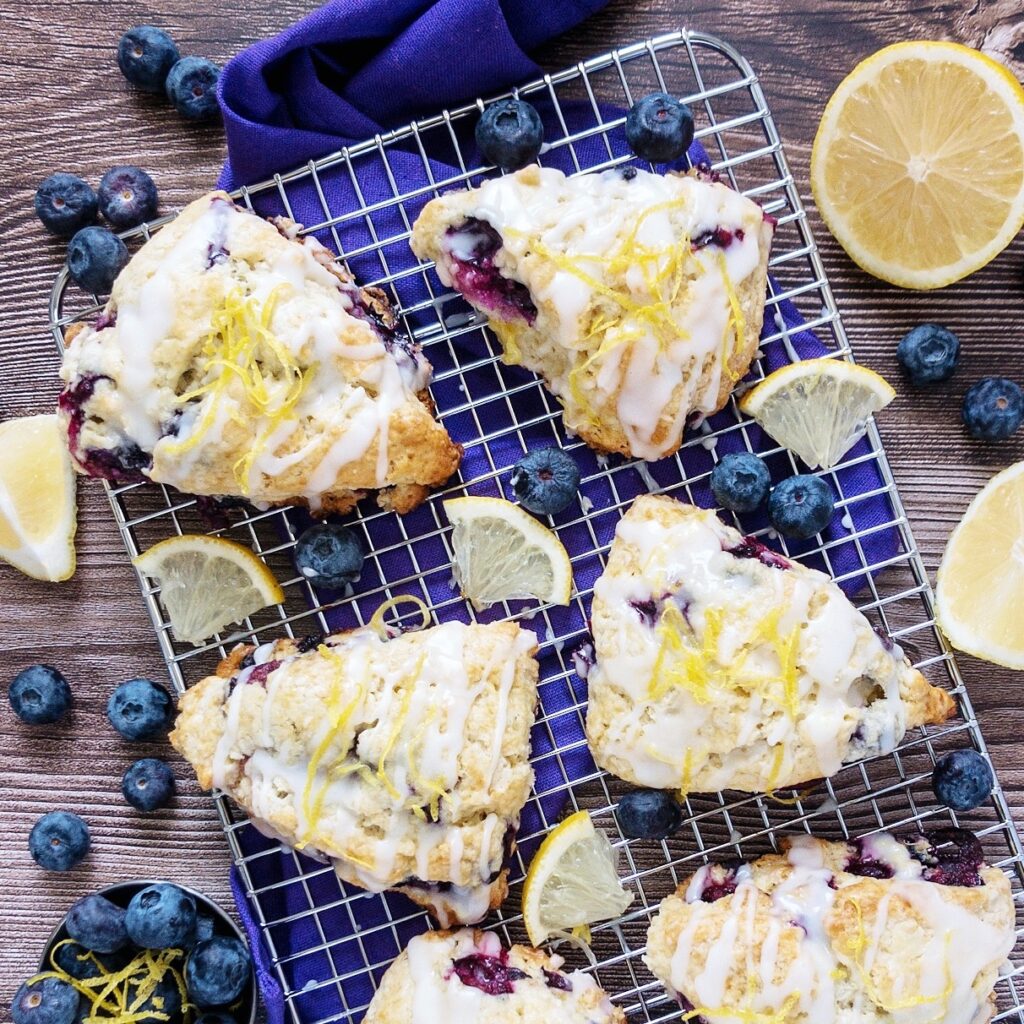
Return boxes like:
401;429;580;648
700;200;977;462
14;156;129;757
363;929;625;1024
584;495;955;794
410;165;774;461
58;191;461;514
169;619;538;926
645;831;1014;1024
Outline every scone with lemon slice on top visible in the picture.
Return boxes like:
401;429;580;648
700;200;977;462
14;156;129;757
58;191;461;514
583;495;954;794
410;165;773;461
364;929;625;1024
170;614;539;925
645;830;1014;1024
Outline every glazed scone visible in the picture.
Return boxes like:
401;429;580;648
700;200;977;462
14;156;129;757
58;191;461;514
410;165;773;461
363;928;625;1024
170;619;539;925
584;495;955;793
645;830;1015;1024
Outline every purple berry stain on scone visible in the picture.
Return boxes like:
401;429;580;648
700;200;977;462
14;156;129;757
845;837;896;880
628;597;659;627
906;828;984;887
692;226;745;251
572;640;595;680
543;968;573;992
246;660;282;686
725;536;792;571
450;952;528;995
700;864;741;903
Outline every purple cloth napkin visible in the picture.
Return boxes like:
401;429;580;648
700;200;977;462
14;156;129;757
215;4;900;1022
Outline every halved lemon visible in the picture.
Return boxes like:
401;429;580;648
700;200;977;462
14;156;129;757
443;496;572;611
134;534;285;644
521;810;634;946
936;460;1024;669
739;358;895;469
811;41;1024;289
0;414;77;582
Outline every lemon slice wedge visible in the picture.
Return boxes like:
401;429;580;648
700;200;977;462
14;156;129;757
443;496;572;611
936;460;1024;669
811;41;1024;289
739;358;895;469
522;810;634;946
133;534;285;644
0;414;77;582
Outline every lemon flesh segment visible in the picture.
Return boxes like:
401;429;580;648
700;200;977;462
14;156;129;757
936;460;1024;669
522;810;634;947
739;358;895;469
134;534;285;645
443;496;572;611
0;414;77;582
811;41;1024;289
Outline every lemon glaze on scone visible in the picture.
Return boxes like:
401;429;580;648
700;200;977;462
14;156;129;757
410;165;773;461
645;831;1015;1024
58;191;461;514
583;496;954;794
363;929;625;1024
169;619;539;925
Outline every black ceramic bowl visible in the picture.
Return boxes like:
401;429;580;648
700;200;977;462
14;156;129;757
39;879;258;1024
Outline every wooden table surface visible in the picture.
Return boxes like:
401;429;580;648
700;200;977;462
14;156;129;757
2;0;1023;1012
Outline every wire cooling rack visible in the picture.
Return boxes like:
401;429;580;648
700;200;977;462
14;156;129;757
50;28;1024;1024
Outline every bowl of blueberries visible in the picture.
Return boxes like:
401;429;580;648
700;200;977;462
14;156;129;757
13;880;256;1024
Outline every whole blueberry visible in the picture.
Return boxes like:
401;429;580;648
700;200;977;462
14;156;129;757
195;1014;238;1024
66;227;128;294
126;883;197;949
961;377;1024;441
106;678;173;740
34;174;98;237
710;452;771;513
294;523;364;589
625;93;695;163
768;474;834;539
11;977;79;1024
54;941;131;981
8;665;71;724
66;894;129;953
510;447;581;516
165;56;221;120
117;26;180;92
896;324;961;386
475;98;544;171
132;976;182;1024
98;166;158;230
122;758;175;811
29;811;90;871
932;749;994;812
185;936;252;1008
617;789;684;840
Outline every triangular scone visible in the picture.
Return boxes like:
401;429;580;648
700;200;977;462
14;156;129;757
646;831;1014;1024
583;496;954;794
170;619;538;926
58;191;461;514
410;165;773;461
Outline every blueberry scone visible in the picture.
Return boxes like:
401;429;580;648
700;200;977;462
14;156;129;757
170;619;539;925
410;165;773;461
583;495;954;794
58;191;461;514
363;929;625;1024
646;830;1014;1024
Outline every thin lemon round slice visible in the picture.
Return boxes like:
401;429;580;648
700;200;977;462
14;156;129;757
811;41;1024;289
133;534;285;645
0;414;77;582
522;810;634;946
936;460;1024;669
739;358;895;469
443;496;572;611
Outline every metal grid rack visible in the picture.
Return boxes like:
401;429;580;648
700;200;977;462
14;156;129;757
50;29;1024;1024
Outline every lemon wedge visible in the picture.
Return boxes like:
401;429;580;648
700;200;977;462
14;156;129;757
0;414;77;582
739;358;895;469
936;460;1024;669
811;41;1024;289
133;534;285;644
522;810;634;946
443;496;572;611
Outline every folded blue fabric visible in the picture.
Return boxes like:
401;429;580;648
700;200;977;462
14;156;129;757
214;5;901;1022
